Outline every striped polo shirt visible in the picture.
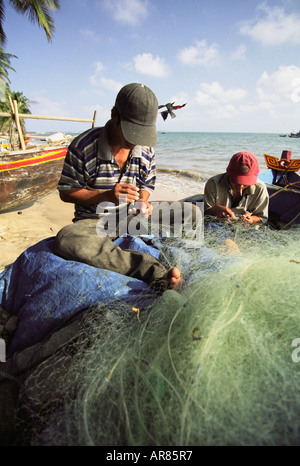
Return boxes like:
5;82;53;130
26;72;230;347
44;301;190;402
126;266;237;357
58;121;156;220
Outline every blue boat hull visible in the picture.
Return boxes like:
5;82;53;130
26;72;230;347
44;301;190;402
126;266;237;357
259;169;300;226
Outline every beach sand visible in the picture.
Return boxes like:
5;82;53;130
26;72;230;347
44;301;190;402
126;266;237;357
0;187;181;271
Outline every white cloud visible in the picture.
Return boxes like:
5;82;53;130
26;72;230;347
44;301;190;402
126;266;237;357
133;53;170;77
178;40;220;66
231;44;247;61
89;61;105;87
195;81;247;120
101;0;149;26
256;65;300;104
31;94;70;117
169;91;189;105
99;77;124;93
89;61;123;92
196;81;247;105
79;27;101;43
240;3;300;45
194;67;300;125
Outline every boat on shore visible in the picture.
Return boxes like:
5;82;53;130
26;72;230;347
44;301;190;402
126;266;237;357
0;103;97;213
0;135;32;150
0;143;69;213
258;150;300;227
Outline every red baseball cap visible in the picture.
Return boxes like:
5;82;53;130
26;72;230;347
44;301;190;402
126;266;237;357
226;151;259;185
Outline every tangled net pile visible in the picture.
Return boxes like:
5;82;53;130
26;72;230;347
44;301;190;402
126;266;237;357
6;223;300;445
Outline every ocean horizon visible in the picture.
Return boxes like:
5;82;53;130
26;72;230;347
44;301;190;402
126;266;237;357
155;131;300;197
30;129;300;198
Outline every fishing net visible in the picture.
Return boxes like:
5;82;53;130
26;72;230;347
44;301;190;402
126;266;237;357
2;221;300;446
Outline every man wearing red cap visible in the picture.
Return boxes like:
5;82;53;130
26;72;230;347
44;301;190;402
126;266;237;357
204;151;269;224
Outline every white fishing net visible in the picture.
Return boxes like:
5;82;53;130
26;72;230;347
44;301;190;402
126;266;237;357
2;222;300;446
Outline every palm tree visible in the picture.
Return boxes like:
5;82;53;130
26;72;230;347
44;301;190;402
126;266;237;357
0;88;31;145
0;0;60;46
0;49;16;84
0;1;60;143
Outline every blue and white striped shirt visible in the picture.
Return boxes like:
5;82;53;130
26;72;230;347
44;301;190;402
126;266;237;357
58;121;156;220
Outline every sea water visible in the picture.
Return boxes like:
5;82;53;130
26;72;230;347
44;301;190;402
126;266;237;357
155;132;300;197
35;130;299;198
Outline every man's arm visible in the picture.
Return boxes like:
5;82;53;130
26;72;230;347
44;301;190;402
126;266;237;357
204;204;236;219
59;183;140;206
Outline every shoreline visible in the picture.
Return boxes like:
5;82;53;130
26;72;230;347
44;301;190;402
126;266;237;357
0;187;182;271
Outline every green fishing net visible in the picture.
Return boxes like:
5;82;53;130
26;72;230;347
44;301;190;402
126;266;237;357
7;224;300;445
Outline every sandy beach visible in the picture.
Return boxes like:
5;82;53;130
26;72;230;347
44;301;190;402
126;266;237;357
0;187;181;271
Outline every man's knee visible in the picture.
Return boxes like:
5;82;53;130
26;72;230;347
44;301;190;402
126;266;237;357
54;221;89;256
54;223;75;257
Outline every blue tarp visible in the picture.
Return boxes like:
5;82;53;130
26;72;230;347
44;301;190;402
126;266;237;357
0;236;162;355
0;235;219;356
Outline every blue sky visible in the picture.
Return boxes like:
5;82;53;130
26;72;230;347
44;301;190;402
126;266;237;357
3;0;300;133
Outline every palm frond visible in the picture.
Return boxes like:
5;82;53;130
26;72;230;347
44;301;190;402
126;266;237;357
0;0;6;46
0;48;17;84
0;88;31;142
9;0;60;41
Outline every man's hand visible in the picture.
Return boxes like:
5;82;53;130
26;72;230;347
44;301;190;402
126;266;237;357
110;183;140;204
212;205;237;221
239;212;261;224
128;200;153;218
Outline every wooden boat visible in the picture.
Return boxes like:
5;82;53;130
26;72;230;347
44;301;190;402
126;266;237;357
0;101;97;213
0;144;68;213
0;135;32;149
289;131;300;138
258;150;300;227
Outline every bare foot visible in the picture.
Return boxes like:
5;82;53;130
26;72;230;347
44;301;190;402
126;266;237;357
150;267;184;293
221;238;240;254
165;267;184;290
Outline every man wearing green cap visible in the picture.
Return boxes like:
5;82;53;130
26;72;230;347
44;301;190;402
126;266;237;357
54;83;189;290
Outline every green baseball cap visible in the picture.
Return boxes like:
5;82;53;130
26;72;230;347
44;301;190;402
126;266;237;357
115;83;158;147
